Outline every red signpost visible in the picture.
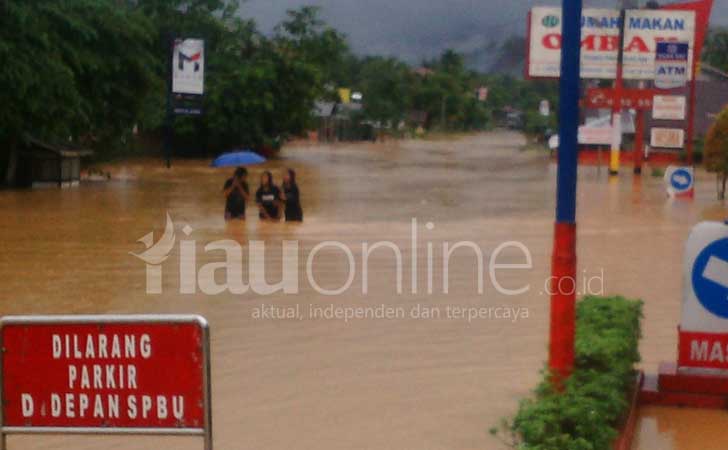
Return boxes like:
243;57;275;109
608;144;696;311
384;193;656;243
584;87;656;174
0;315;212;450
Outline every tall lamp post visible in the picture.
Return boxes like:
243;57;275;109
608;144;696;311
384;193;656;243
549;0;583;382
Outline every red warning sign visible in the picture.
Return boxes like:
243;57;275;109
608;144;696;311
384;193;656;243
1;316;209;431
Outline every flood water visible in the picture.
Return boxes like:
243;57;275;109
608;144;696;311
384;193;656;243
1;131;726;450
633;406;728;450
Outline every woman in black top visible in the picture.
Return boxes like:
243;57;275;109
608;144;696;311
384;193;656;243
255;171;281;220
281;168;303;222
223;167;249;220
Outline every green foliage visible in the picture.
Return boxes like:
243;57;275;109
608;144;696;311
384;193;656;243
704;107;728;174
493;296;643;450
409;50;497;131
704;107;728;199
275;6;349;90
0;0;157;148
198;20;320;150
0;0;346;169
523;111;557;136
704;28;728;73
355;57;414;125
0;0;560;179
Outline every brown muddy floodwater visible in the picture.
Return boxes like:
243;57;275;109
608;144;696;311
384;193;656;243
633;406;728;450
1;131;727;450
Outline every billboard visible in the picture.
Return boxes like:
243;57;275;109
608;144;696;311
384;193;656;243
172;39;205;95
528;7;695;80
529;8;620;79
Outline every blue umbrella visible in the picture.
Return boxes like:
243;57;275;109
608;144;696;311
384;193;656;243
210;150;266;167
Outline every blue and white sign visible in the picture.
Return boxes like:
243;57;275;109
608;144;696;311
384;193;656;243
682;222;728;333
655;42;689;89
692;238;728;319
664;165;694;197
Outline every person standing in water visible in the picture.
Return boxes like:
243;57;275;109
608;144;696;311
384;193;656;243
256;171;282;220
223;167;250;220
281;168;303;222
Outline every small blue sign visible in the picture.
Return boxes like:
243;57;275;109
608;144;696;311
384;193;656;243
655;42;689;89
671;168;693;191
656;42;689;60
692;238;728;318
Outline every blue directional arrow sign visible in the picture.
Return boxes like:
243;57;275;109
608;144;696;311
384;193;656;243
671;168;693;192
692;238;728;318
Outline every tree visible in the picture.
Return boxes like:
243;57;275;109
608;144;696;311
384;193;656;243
199;20;320;151
0;0;157;184
704;28;728;72
704;107;728;199
274;6;349;95
0;0;564;177
355;57;413;126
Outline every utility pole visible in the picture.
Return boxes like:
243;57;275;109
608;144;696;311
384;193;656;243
549;0;583;384
440;94;447;131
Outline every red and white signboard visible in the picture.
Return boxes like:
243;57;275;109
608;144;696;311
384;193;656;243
528;7;695;80
0;315;211;449
529;7;620;79
651;127;685;149
652;95;687;120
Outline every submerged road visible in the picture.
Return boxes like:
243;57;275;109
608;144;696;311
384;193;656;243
0;131;724;449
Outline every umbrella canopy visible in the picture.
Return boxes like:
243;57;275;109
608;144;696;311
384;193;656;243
210;150;266;167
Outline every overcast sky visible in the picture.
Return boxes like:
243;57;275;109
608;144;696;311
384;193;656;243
239;0;728;63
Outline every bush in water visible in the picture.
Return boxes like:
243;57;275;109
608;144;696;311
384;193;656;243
492;295;643;450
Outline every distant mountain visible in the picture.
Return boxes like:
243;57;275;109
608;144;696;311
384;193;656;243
462;36;526;76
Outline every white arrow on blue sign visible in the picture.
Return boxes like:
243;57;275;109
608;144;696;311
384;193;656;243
692;239;728;319
664;166;694;197
671;167;693;191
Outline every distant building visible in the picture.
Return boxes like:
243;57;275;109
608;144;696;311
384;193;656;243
695;63;728;136
312;101;337;142
414;67;434;77
16;137;93;188
407;110;428;128
332;103;374;141
311;101;373;142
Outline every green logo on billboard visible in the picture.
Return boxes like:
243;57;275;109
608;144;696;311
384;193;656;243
542;15;560;28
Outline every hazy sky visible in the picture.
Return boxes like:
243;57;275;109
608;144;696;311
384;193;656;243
240;0;728;63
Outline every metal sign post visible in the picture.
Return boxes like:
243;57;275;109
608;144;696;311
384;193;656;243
0;315;212;450
165;38;206;168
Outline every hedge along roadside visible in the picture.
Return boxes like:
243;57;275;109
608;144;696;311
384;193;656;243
491;295;643;450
